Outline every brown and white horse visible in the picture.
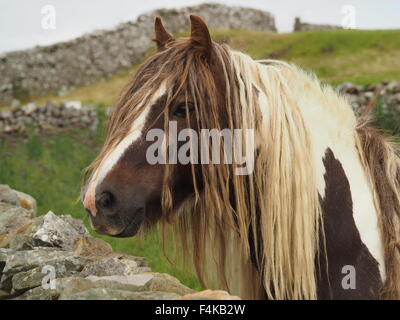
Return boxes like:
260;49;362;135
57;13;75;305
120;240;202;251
82;16;400;300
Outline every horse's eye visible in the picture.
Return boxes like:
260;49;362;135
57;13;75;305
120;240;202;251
173;103;193;118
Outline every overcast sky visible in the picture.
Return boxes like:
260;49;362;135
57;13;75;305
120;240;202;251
0;0;399;54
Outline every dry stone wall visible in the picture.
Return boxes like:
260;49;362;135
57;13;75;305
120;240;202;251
0;3;276;106
1;80;399;135
0;185;240;300
0;101;98;134
336;80;400;120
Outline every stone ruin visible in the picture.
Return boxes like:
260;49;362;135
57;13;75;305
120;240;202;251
294;17;343;32
0;3;277;106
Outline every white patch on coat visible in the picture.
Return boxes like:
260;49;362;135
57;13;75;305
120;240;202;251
288;70;386;280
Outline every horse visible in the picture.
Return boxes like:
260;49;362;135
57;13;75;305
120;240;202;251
81;15;400;300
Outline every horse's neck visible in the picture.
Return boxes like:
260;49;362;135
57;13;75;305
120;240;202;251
278;68;386;281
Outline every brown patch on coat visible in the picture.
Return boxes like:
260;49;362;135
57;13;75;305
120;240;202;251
317;148;382;299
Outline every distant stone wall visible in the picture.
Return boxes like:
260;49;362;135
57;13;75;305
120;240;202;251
336;81;400;120
0;185;240;300
1;80;399;136
294;17;342;32
0;102;98;134
0;3;276;106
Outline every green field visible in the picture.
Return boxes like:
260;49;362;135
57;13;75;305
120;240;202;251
1;29;399;290
11;28;400;108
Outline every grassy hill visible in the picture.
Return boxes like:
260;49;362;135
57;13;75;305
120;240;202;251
18;28;400;108
1;29;399;290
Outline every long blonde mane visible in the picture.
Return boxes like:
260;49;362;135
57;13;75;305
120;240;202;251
166;47;323;300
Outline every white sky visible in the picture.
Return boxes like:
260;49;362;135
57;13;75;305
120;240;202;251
0;0;399;54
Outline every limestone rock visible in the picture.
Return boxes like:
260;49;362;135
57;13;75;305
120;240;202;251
0;248;13;275
0;203;34;248
106;252;148;267
11;267;48;293
14;191;37;214
79;256;139;277
8;216;44;251
60;216;89;236
0;185;20;206
0;289;10;299
59;288;180;300
181;290;241;300
0;248;87;292
73;235;112;258
86;272;194;296
32;211;88;250
12;265;69;293
13;286;57;300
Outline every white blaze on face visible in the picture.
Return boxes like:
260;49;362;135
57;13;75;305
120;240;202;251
83;82;167;216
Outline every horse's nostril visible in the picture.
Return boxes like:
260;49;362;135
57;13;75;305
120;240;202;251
97;191;115;209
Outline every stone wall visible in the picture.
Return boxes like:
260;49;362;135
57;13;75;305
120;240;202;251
1;80;399;136
0;101;98;134
336;81;400;120
0;185;239;300
0;3;276;106
294;17;342;32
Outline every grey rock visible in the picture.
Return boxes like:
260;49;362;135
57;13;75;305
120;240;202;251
8;216;44;251
59;215;89;236
0;249;87;292
59;288;180;300
22;103;37;115
14;190;37;215
64;101;82;110
12;267;46;293
12;264;71;294
0;289;11;299
0;249;13;276
180;290;241;300
32;211;87;250
73;235;113;258
0;185;20;207
79;256;139;277
0;203;34;248
13;285;57;300
86;272;194;295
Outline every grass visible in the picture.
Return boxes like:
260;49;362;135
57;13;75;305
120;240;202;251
4;28;400;109
211;29;400;85
0;29;399;290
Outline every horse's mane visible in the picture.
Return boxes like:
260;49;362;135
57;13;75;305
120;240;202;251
83;38;400;300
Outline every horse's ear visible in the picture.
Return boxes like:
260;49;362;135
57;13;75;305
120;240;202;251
153;17;174;51
190;15;212;59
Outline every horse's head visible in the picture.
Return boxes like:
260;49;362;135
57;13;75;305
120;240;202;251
82;16;232;237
